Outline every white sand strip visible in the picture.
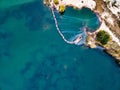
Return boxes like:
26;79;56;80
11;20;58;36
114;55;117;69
61;0;96;9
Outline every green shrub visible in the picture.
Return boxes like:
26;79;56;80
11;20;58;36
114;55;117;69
44;0;50;6
59;4;66;14
53;0;59;4
96;30;110;45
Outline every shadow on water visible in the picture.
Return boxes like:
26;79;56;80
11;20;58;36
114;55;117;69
0;31;13;62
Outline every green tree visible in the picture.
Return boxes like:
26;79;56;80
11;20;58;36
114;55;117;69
96;30;110;45
53;0;59;5
59;4;66;14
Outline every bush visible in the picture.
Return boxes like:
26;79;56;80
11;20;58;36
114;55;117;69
53;0;59;4
96;30;110;45
44;0;50;6
59;4;66;14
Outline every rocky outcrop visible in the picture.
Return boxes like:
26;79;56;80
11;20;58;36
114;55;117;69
104;40;120;65
44;0;120;65
92;0;120;65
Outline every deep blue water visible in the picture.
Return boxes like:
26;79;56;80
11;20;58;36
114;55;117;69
0;0;120;90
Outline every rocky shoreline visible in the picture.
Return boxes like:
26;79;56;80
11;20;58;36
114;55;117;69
86;32;120;65
44;0;120;65
93;0;120;65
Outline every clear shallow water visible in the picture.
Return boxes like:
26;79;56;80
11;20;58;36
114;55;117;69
0;0;120;90
59;7;101;32
53;7;101;45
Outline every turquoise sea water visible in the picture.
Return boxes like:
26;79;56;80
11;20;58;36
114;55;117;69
0;0;120;90
53;7;101;45
57;7;101;32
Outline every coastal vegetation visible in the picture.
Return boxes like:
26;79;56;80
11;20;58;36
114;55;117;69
53;0;59;4
44;0;50;6
59;4;66;14
96;30;110;45
44;0;120;64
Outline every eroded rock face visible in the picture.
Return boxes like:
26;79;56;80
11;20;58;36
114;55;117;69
95;0;120;39
103;0;120;19
81;0;120;63
93;0;120;64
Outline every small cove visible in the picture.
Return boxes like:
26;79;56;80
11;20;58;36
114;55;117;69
53;7;101;45
0;1;120;90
